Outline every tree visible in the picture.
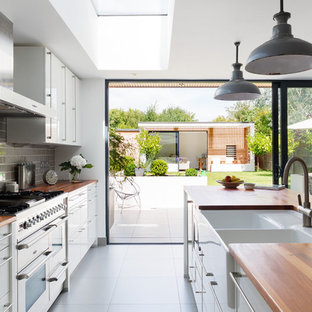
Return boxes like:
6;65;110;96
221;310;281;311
109;104;197;129
136;129;161;165
247;132;272;171
109;128;133;175
109;108;145;129
158;107;196;122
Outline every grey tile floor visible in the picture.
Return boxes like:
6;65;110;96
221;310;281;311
110;207;183;244
49;244;197;312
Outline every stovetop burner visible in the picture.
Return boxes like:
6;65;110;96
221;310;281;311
0;190;65;215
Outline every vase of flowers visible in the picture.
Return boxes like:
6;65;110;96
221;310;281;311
59;154;93;183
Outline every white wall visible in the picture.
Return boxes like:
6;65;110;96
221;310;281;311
49;0;99;66
179;132;207;168
55;79;106;240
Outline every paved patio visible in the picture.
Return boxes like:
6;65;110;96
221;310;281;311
110;206;183;243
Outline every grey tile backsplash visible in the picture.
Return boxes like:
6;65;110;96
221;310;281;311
0;118;55;185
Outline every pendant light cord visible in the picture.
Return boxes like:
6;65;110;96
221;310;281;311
234;41;240;63
280;0;284;12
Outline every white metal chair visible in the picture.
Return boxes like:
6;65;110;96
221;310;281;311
112;178;141;213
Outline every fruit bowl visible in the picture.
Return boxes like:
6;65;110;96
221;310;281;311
216;180;244;189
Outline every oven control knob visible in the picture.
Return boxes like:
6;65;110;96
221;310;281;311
23;221;28;229
27;220;32;227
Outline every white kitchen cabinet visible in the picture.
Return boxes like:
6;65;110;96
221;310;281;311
8;46;80;146
68;183;97;275
0;223;16;312
65;69;81;145
188;205;235;312
233;265;272;312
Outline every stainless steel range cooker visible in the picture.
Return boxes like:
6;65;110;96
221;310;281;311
0;191;69;312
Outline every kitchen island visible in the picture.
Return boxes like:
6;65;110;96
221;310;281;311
230;243;312;312
184;185;310;312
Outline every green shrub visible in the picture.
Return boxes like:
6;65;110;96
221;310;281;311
185;168;198;176
124;163;136;176
150;159;168;176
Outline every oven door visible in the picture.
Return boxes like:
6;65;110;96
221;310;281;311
17;250;52;312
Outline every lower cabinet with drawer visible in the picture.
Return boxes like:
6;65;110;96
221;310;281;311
0;222;16;312
68;183;97;275
230;265;272;312
188;206;235;312
188;206;273;312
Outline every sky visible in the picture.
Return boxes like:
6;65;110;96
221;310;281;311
109;87;236;121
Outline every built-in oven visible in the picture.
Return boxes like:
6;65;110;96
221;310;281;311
16;215;68;312
17;249;51;312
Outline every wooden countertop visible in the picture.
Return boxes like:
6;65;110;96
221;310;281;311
184;185;298;210
29;180;97;193
0;216;16;228
229;243;312;312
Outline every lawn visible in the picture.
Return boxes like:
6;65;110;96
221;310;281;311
207;171;273;186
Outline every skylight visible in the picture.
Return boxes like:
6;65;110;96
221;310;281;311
91;0;169;16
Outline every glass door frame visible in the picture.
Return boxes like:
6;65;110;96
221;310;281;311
106;79;312;242
273;81;312;185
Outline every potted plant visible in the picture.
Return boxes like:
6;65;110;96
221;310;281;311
135;159;145;176
59;154;93;182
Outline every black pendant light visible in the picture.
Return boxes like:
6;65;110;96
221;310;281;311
245;0;312;75
214;42;261;101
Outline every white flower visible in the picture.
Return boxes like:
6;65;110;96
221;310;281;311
70;155;87;170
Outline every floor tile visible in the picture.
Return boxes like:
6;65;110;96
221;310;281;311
126;244;173;259
49;304;109;312
56;277;118;304
119;257;176;277
108;304;181;312
180;304;198;312
71;256;124;278
111;277;180;304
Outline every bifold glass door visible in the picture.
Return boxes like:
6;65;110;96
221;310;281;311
275;82;312;192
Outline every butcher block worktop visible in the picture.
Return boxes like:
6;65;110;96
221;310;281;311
0;216;16;228
230;243;312;312
184;185;298;210
30;180;97;193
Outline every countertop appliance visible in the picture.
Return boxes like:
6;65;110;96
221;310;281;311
0;190;69;312
17;163;36;190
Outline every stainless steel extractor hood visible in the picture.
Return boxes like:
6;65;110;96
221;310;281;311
0;12;50;117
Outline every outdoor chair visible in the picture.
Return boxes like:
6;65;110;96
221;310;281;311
178;157;190;170
112;178;141;213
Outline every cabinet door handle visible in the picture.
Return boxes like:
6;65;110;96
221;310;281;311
229;272;255;312
208;281;223;312
195;290;206;294
0;233;12;242
3;303;12;312
0;256;12;267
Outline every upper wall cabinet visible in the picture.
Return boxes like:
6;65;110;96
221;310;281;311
7;47;81;146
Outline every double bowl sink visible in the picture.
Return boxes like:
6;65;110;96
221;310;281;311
201;209;312;246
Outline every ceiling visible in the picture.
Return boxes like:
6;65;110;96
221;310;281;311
1;0;312;80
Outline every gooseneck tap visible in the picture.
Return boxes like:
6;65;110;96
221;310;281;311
282;156;312;227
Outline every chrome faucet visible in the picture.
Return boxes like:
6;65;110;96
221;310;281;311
282;156;312;227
